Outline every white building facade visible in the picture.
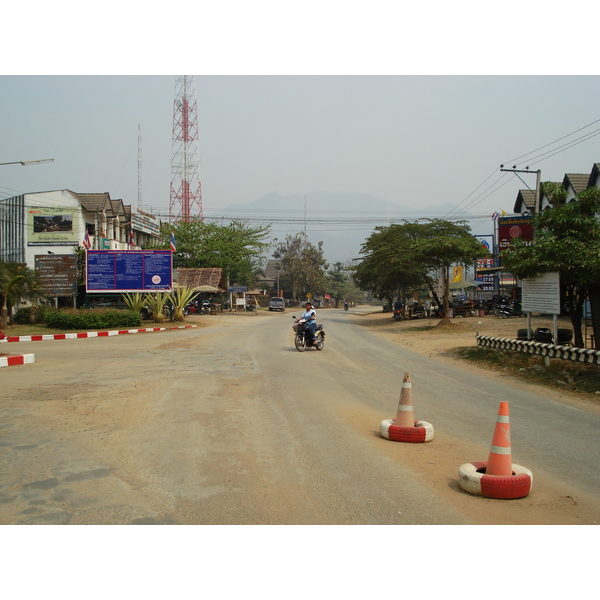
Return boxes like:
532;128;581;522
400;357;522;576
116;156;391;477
0;189;161;267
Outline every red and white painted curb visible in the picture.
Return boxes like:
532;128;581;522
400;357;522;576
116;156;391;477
0;353;35;368
0;324;196;344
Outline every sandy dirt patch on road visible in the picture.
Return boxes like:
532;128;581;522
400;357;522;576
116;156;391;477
348;308;600;524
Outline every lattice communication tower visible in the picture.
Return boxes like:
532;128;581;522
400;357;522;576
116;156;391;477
169;75;203;222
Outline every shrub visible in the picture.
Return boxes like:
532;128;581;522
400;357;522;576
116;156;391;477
14;305;55;324
45;308;141;330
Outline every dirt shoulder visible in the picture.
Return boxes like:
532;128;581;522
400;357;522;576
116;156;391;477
349;307;600;415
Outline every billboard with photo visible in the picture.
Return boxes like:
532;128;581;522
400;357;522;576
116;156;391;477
28;207;79;246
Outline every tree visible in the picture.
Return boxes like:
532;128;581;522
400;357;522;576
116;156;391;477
412;219;487;322
0;262;26;327
154;219;272;287
325;262;365;306
353;220;485;317
502;184;600;348
273;233;328;301
353;223;429;306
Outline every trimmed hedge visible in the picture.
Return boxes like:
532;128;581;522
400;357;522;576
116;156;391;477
44;308;142;330
14;305;54;324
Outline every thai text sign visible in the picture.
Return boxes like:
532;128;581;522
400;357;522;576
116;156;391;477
35;254;78;296
86;250;172;292
497;215;533;260
521;272;560;314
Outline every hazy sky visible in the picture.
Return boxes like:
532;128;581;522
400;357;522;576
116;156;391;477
2;75;598;217
2;5;599;252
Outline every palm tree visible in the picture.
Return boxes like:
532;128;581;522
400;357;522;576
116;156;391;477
0;262;26;328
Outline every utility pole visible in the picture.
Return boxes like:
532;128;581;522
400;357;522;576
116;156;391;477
500;165;541;214
500;165;543;340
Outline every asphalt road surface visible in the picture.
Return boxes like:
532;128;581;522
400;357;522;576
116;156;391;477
1;308;599;525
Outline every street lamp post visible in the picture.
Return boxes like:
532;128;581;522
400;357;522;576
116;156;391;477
0;159;54;167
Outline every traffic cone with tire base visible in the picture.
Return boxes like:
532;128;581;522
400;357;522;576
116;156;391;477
380;373;434;443
458;401;533;499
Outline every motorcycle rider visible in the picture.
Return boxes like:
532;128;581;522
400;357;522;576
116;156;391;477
393;297;403;317
302;302;318;346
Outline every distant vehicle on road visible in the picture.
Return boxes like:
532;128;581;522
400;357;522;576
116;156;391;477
269;297;286;312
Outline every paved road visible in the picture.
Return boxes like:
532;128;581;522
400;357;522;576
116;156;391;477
1;308;598;525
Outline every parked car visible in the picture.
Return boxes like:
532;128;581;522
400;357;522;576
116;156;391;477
268;297;286;312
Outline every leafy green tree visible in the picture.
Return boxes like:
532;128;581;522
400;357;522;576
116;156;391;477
273;233;328;301
412;219;487;321
353;224;429;306
353;219;485;317
0;262;44;327
326;263;365;306
502;184;600;348
153;219;271;287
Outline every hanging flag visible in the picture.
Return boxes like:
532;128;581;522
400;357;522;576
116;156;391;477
491;212;500;221
129;227;135;246
170;231;177;252
83;230;91;249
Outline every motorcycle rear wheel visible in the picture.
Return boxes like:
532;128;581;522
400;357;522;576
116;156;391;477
315;338;324;351
295;333;306;352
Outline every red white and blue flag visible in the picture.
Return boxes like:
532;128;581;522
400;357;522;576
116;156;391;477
83;230;91;249
491;212;500;221
170;232;176;252
129;227;135;246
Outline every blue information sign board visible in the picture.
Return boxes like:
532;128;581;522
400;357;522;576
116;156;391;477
86;250;173;292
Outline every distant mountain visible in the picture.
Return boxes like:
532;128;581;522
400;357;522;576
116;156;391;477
206;191;474;265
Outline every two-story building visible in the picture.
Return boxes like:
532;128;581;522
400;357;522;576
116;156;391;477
0;189;160;266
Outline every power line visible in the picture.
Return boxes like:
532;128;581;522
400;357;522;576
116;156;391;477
504;117;600;165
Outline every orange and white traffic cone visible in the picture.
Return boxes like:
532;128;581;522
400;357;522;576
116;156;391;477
394;373;414;427
486;401;513;476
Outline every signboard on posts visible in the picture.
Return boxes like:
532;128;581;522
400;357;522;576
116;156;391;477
35;254;78;296
497;215;534;261
521;272;560;314
86;250;172;293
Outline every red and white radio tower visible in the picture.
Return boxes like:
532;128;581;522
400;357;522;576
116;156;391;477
169;75;203;222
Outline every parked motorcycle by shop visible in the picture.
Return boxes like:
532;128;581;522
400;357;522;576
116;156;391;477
494;300;523;319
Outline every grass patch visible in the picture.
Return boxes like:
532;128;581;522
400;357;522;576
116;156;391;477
449;346;600;398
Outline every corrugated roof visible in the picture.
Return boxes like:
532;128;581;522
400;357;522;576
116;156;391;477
513;189;536;213
263;259;284;280
67;191;114;214
588;163;600;188
562;173;589;194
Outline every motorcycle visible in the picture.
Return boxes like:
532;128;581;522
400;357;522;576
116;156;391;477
184;299;210;315
292;316;325;352
344;302;349;311
393;307;403;321
494;300;523;319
